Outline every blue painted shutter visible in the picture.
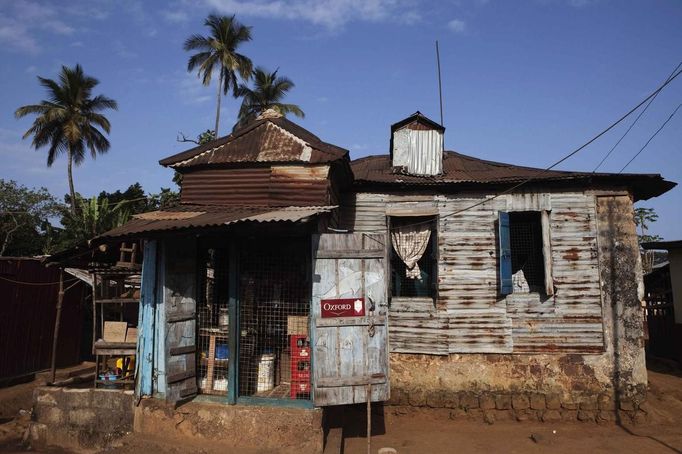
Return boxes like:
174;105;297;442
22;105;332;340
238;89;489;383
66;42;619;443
135;240;157;397
498;211;513;295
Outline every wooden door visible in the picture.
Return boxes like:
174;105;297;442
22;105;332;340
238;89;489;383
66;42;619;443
311;233;390;406
163;238;198;403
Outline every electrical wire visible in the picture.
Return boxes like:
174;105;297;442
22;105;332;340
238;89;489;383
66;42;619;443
0;275;78;286
592;61;682;172
618;103;682;174
353;65;682;233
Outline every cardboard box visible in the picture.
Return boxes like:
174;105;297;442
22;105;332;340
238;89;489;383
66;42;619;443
103;321;128;343
287;316;308;335
125;327;138;343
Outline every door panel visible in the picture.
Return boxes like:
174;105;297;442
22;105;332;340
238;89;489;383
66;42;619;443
311;233;389;406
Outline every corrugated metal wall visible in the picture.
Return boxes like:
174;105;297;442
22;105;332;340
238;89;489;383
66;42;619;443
338;190;607;355
0;258;88;380
180;165;331;207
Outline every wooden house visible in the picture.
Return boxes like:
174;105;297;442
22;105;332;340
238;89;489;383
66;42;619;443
96;110;676;423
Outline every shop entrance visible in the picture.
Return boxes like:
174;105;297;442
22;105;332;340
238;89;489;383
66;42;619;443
195;237;311;403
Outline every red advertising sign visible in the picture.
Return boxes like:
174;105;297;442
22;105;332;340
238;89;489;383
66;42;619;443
321;298;365;318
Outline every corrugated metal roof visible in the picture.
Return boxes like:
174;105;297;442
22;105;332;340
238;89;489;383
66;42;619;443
159;116;348;168
351;151;676;201
96;205;337;240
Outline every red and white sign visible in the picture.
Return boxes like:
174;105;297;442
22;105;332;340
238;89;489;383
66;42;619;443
321;298;365;318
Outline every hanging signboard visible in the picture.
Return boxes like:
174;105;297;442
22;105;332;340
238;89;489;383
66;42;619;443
320;298;365;318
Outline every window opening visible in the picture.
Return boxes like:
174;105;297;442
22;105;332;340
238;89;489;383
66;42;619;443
390;216;437;298
238;238;311;400
197;248;230;396
509;211;545;293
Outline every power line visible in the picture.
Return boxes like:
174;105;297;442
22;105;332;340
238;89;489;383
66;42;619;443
618;103;682;174
356;64;682;233
592;61;682;172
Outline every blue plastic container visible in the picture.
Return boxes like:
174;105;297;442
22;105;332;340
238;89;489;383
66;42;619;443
215;344;229;360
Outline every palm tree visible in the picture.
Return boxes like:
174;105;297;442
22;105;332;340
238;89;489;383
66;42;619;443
15;64;118;215
184;14;253;138
235;67;305;129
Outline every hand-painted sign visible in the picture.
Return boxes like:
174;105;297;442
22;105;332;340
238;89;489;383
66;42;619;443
321;298;365;318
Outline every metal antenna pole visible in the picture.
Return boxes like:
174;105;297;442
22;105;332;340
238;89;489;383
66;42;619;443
436;40;444;126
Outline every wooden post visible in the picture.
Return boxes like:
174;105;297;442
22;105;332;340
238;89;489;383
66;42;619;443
50;269;65;384
367;383;372;454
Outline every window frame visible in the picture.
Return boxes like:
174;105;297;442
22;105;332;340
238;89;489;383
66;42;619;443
498;210;554;296
387;214;439;304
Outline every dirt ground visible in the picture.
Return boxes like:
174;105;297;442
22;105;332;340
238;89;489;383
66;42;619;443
1;360;681;454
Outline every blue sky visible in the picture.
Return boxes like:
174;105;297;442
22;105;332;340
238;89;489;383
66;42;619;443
1;0;681;239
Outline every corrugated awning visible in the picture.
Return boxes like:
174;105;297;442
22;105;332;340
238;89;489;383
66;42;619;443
94;205;336;241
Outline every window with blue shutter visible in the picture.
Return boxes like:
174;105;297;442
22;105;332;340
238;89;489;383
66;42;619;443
498;211;513;295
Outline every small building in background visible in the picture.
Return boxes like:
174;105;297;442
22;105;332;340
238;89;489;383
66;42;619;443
642;240;682;364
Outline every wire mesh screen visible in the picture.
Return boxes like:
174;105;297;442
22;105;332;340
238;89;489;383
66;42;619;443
197;248;230;395
238;238;311;400
509;211;545;290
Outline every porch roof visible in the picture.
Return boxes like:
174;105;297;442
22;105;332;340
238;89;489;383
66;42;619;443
94;205;336;241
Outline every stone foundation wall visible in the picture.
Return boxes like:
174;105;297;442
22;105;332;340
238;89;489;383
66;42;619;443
29;387;134;450
387;352;647;423
134;398;323;454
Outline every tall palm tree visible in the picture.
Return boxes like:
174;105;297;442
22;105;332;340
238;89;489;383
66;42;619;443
15;64;118;215
184;14;253;138
235;67;304;129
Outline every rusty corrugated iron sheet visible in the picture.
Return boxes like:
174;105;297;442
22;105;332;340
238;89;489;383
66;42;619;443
0;258;87;379
160;116;348;169
180;165;331;207
96;205;337;240
351;151;676;201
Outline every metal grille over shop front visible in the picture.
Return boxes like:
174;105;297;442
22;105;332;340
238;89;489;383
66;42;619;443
197;248;230;396
238;238;311;400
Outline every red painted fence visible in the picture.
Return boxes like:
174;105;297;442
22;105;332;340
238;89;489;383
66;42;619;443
0;258;89;381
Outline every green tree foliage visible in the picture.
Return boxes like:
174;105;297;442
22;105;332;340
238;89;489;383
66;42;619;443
0;179;64;256
15;64;118;215
634;206;663;273
634;207;662;245
60;196;131;245
235;67;304;129
57;183;179;249
184;14;253;138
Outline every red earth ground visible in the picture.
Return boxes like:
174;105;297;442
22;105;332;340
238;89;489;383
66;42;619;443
1;360;681;453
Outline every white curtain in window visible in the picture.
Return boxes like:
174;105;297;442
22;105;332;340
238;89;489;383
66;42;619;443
391;224;431;279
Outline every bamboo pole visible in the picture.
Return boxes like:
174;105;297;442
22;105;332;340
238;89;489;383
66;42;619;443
50;269;65;384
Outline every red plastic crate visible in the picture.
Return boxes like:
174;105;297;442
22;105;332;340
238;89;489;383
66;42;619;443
290;380;311;398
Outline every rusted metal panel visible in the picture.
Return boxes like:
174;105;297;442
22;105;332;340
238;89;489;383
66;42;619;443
351;152;675;201
97;205;337;240
0;258;87;380
337;189;610;355
160;117;348;168
180;165;332;207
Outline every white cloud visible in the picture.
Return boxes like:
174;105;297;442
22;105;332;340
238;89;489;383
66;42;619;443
112;40;138;59
0;1;76;53
200;0;421;30
162;10;190;23
25;65;38;74
447;18;466;33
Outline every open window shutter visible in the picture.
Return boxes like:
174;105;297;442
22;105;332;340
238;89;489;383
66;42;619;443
498;211;513;295
311;233;389;406
163;239;197;404
541;210;554;296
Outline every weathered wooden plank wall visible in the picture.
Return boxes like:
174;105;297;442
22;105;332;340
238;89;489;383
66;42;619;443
163;238;198;402
338;191;605;355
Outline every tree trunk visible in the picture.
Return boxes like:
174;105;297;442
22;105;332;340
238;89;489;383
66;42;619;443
67;145;77;215
214;67;224;139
